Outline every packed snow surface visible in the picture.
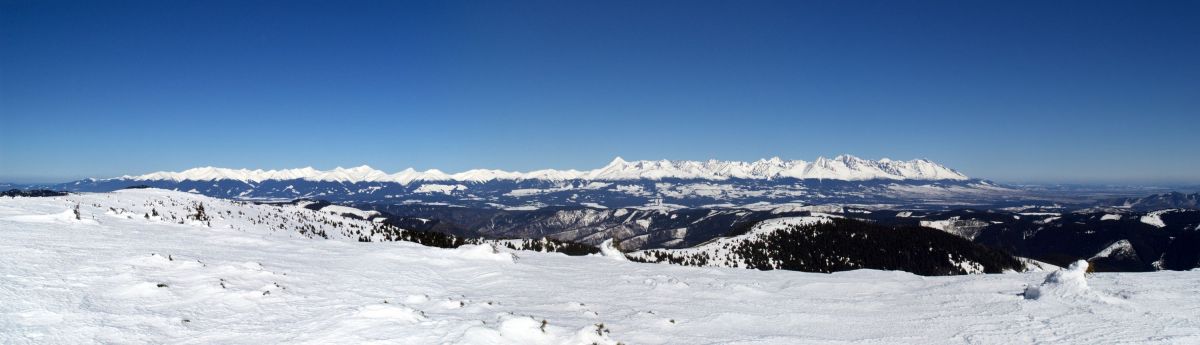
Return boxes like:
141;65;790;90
3;190;1200;344
118;155;969;183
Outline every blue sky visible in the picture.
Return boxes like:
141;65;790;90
2;1;1197;184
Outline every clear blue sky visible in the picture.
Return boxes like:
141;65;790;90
2;1;1197;184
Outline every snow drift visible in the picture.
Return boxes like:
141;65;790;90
1024;260;1091;300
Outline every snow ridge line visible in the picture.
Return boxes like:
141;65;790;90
112;155;969;184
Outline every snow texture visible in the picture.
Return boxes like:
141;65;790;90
3;190;1199;344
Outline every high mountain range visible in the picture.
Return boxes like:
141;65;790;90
110;155;969;183
54;155;1024;209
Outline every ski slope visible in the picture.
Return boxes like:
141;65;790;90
2;189;1199;344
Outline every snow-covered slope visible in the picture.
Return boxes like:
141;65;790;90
628;215;1026;275
3;190;1200;344
629;216;833;268
30;189;436;243
919;217;992;240
115;155;968;184
1091;240;1138;260
1140;209;1175;228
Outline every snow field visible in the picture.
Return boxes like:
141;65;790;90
2;189;1199;344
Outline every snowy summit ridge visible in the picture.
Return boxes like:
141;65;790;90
118;155;969;184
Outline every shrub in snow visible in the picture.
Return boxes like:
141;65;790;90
188;202;211;223
1023;260;1090;300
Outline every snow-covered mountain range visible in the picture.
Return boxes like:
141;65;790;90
47;156;1191;212
42;155;1013;209
114;155;969;184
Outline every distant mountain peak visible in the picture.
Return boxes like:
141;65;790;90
111;155;969;184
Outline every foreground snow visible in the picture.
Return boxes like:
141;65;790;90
2;190;1199;344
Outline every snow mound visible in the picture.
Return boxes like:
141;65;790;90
4;209;97;225
1024;260;1090;300
598;239;628;261
456;244;518;263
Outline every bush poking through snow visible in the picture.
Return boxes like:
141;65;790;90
188;202;211;225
